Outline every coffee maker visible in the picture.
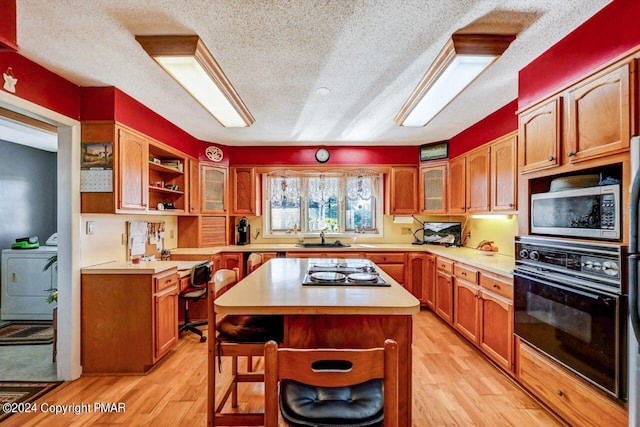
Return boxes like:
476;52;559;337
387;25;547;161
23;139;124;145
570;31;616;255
236;217;250;245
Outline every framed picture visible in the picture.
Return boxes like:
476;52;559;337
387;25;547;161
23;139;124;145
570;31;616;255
420;141;449;162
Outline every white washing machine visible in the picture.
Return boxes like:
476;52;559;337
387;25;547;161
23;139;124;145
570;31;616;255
1;246;57;320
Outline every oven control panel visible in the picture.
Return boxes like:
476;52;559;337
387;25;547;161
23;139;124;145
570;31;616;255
515;236;624;291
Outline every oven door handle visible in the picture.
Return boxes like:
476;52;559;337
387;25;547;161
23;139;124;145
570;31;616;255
514;271;607;301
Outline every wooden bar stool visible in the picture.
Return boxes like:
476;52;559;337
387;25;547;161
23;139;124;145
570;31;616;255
208;267;283;426
246;253;263;274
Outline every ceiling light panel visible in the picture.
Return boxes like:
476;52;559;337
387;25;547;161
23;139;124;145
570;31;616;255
136;35;254;128
396;34;515;128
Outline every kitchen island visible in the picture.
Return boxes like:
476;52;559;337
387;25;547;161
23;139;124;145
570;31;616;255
212;257;420;425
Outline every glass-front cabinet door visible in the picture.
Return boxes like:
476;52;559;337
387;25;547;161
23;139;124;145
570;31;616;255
200;163;227;213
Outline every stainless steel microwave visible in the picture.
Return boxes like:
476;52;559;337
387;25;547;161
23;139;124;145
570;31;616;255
530;184;620;240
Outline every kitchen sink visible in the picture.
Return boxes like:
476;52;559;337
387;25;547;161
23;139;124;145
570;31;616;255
295;241;351;248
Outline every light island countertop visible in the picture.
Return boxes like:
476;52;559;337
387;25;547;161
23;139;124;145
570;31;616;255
170;243;515;277
214;258;420;316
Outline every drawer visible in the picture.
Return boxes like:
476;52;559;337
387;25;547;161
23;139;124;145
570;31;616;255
518;343;627;427
377;264;405;284
480;272;513;300
366;253;405;264
454;264;478;284
436;257;454;274
155;272;178;293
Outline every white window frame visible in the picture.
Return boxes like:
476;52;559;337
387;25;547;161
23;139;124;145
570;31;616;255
262;171;383;238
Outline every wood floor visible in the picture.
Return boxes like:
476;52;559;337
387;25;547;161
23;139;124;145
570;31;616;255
4;309;562;426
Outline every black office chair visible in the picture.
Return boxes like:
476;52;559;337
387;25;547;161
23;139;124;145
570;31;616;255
179;261;212;343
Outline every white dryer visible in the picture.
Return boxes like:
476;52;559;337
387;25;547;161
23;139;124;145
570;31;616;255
1;246;57;320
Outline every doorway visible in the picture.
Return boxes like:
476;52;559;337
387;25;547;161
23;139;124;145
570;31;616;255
0;91;82;381
0;115;58;380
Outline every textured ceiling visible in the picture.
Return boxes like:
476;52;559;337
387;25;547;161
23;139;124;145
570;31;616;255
15;0;610;146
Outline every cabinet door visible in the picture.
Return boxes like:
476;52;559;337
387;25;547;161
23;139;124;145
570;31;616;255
479;289;513;371
118;128;148;211
408;253;435;305
454;279;480;343
518;97;561;173
424;255;436;309
447;156;466;214
154;287;178;360
187;159;200;214
389;166;418;214
230;167;260;216
435;270;454;324
565;63;630;163
201;163;227;213
490;134;517;211
466;147;490;213
419;163;447;214
221;253;244;279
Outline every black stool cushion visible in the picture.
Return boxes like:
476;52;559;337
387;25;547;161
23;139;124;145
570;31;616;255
279;379;384;427
216;315;284;342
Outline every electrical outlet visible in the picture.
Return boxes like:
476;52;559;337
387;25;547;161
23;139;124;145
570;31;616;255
401;227;412;235
86;221;94;235
169;229;175;239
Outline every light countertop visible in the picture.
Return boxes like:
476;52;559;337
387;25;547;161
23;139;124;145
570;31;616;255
214;258;420;316
170;243;515;277
81;260;207;275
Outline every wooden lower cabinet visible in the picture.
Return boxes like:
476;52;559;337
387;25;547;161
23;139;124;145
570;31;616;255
518;341;627;426
81;269;179;374
454;279;480;342
435;269;454;324
478;272;514;372
365;252;406;286
407;252;435;304
221;252;244;280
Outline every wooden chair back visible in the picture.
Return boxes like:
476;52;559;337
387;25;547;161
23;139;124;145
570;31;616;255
247;253;263;274
213;267;239;298
264;339;399;427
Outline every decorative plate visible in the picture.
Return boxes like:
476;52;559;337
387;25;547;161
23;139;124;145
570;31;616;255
205;145;223;162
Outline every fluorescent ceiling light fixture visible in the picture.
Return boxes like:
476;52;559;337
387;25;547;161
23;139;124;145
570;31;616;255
136;35;254;128
395;34;515;127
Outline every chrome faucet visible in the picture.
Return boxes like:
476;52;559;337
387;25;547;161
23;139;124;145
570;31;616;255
320;230;326;245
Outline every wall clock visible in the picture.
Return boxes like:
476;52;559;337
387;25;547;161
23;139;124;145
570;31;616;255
205;145;223;162
315;147;330;163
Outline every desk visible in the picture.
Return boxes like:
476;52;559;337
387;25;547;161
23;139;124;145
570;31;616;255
211;258;419;425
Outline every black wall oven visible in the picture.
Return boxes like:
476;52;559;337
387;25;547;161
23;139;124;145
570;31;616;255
514;237;626;399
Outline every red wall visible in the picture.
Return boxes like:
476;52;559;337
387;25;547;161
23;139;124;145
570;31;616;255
80;87;201;157
0;0;18;51
0;52;80;119
448;100;518;159
227;145;419;166
519;0;640;109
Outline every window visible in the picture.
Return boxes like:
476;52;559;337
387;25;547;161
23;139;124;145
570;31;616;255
264;171;382;237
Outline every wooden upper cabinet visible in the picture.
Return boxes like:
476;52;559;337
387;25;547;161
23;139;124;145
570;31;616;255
518;97;561;173
448;156;466;214
200;163;227;214
465;147;490;213
230;167;261;216
565;62;631;163
389;166;418;214
490;133;517;212
118;127;148;211
419;162;447;214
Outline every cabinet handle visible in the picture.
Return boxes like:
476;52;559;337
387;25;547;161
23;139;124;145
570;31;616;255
548;156;556;161
508;203;514;208
557;389;564;397
461;272;467;276
12;273;16;282
567;151;575;157
493;283;499;289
